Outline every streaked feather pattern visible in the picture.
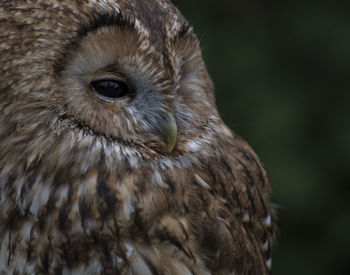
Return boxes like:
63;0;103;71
0;0;274;274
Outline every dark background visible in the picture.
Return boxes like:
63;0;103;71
173;1;350;274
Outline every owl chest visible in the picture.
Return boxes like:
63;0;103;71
0;163;206;274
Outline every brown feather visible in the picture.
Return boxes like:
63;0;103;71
0;0;274;274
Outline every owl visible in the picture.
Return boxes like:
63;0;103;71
0;0;274;274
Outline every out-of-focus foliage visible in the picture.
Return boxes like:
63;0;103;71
174;0;350;274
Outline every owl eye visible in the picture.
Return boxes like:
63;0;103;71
90;79;131;102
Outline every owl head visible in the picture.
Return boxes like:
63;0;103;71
0;0;219;162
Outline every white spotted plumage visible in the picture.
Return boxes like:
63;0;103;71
0;0;274;274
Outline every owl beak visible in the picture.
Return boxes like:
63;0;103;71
160;112;177;153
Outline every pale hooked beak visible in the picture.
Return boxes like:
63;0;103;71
159;112;177;153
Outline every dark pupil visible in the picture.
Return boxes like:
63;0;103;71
91;80;129;99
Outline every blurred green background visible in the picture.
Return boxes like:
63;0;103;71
174;0;350;274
